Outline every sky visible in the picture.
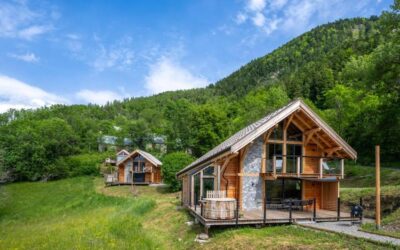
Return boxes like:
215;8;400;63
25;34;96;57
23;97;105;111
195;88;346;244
0;0;392;112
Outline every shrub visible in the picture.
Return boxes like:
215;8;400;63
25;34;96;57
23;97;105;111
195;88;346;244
161;152;194;191
64;152;114;177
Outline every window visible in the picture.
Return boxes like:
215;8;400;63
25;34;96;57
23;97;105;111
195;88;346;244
271;122;283;140
202;178;214;198
266;179;302;203
287;123;302;141
202;166;215;197
193;173;201;205
133;155;146;172
267;143;283;172
287;144;302;173
203;166;215;176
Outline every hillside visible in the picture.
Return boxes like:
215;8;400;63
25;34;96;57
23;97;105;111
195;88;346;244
0;3;399;181
0;177;395;249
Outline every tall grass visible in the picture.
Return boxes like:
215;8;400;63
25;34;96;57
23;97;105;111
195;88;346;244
0;177;158;249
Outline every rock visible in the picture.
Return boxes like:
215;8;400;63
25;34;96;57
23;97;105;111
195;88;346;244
195;233;210;244
185;221;194;226
198;233;209;240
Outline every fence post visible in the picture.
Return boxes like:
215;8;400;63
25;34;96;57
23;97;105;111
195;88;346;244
289;199;292;223
359;197;363;221
313;198;317;221
337;197;340;221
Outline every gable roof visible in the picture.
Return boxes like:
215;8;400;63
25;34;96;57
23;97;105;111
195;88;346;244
117;149;162;166
177;99;357;177
117;149;129;155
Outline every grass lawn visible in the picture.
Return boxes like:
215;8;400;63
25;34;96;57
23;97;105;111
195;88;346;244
340;163;400;240
0;177;397;249
361;208;400;239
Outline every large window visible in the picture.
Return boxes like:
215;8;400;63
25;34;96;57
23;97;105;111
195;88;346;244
266;122;303;173
193;173;201;205
267;144;283;172
266;179;302;203
133;155;145;172
287;123;302;141
202;166;215;198
287;144;302;173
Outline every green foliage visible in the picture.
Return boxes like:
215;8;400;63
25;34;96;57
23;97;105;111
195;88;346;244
63;152;114;177
0;3;399;181
161;152;195;191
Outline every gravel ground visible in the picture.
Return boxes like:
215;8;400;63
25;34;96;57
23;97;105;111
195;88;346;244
298;220;400;246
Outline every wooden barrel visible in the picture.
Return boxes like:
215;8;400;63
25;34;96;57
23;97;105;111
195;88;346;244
203;198;236;220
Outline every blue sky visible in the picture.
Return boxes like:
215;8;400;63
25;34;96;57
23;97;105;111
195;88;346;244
0;0;392;112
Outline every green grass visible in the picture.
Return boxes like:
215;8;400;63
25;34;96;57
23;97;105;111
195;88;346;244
0;177;396;249
341;163;400;188
360;208;400;239
340;163;400;240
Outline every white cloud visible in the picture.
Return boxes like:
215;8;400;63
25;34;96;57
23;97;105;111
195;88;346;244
75;90;123;105
0;1;54;40
236;0;379;36
91;37;135;71
247;0;267;11
235;12;248;24
18;25;52;40
0;75;66;113
252;12;266;27
145;56;209;94
9;52;40;63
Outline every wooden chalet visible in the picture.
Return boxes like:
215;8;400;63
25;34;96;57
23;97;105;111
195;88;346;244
177;99;360;230
117;149;162;184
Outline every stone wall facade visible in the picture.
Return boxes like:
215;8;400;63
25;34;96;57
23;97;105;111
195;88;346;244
242;136;264;210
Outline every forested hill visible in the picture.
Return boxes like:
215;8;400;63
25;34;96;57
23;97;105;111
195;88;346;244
0;3;399;181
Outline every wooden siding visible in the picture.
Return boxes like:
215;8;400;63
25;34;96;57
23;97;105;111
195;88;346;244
304;144;322;174
182;176;190;205
322;182;338;211
220;156;239;199
303;180;322;210
118;165;124;182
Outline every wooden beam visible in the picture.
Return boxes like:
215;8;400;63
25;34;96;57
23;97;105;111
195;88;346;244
304;127;321;135
325;147;342;157
284;114;294;130
340;159;344;179
319;158;323;178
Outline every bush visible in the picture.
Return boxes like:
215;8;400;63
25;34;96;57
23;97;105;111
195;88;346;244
161;152;194;191
64;152;114;177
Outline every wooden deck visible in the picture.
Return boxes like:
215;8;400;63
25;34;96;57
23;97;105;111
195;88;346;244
188;206;359;227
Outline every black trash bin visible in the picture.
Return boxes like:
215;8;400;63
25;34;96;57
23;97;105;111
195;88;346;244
351;205;363;218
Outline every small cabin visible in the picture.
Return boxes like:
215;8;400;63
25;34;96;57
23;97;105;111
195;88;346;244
116;149;129;162
177;99;359;229
117;149;162;184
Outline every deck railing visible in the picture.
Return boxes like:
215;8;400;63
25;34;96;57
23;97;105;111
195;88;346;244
264;155;344;178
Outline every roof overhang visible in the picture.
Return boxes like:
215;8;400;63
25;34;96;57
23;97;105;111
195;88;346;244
176;99;357;178
117;149;162;166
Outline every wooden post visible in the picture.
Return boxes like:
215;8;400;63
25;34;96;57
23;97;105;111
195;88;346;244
263;182;267;225
375;145;381;229
337;197;340;221
319;158;323;178
289;199;292;223
217;165;221;191
297;157;301;177
273;156;277;176
340;159;344;179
